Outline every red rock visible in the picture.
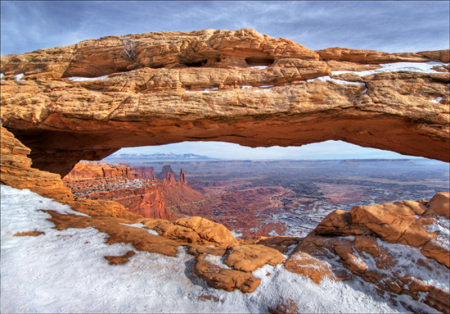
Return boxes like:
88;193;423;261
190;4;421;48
193;255;261;293
174;216;238;247
223;244;285;272
427;192;450;219
285;251;337;284
63;161;175;220
179;168;188;185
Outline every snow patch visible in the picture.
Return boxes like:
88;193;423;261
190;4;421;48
307;76;366;86
331;61;448;77
68;75;109;81
241;85;253;89
429;97;443;104
203;254;232;269
13;73;24;82
259;85;274;88
376;239;449;293
231;229;243;239
201;87;219;93
426;216;450;250
249;66;268;69
268;230;279;236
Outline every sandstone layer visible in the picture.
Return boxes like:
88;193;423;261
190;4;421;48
1;29;449;176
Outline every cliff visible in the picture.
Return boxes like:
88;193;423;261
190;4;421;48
63;161;173;220
0;29;448;176
63;161;203;220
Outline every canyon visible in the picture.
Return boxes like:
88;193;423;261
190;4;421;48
1;29;449;313
63;161;203;220
64;158;449;239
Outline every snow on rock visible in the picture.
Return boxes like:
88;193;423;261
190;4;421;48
429;97;443;104
2;184;431;313
427;216;450;250
13;73;25;82
67;75;109;81
307;76;366;86
331;61;449;77
249;65;269;69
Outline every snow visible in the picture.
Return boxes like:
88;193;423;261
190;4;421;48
429;97;443;104
231;229;243;239
201;87;219;93
13;73;25;82
268;230;279;236
0;185;439;313
241;85;253;89
308;62;449;86
67;75;109;81
362;239;450;293
119;222;159;236
259;85;274;88
249;66;269;69
204;254;232;269
331;61;448;77
0;73;4;80
426;216;450;250
307;76;366;86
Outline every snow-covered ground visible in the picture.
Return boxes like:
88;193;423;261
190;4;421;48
1;185;437;313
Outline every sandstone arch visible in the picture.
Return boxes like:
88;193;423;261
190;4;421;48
1;29;448;176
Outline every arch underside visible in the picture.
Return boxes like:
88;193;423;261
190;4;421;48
8;108;449;177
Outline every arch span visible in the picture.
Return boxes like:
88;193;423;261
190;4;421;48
1;29;448;176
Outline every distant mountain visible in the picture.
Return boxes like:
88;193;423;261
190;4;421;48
103;152;218;162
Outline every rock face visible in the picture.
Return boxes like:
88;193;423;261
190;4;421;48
0;29;448;176
63;161;185;220
63;161;204;220
0;124;73;201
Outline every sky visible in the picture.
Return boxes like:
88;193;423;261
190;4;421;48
1;1;449;160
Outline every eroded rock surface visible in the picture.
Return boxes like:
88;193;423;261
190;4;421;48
1;29;448;176
286;195;450;312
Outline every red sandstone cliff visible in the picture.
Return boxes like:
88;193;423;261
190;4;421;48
63;161;174;220
63;162;204;220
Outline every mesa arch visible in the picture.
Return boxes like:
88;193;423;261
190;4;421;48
1;28;448;176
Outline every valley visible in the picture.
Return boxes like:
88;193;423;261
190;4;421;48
66;157;450;239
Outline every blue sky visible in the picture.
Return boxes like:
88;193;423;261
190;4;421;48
1;1;449;160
